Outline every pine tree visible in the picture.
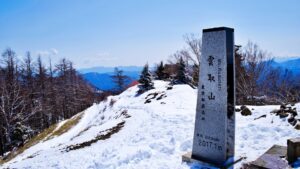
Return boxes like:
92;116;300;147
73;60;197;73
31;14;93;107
138;64;154;92
155;61;166;80
175;57;190;84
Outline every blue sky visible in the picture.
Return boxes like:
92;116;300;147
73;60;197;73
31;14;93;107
0;0;300;68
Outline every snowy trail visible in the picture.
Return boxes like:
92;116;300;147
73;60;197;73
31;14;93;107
1;81;300;169
1;81;196;169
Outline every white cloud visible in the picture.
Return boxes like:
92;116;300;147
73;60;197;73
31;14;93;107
36;48;59;57
95;52;117;62
79;52;118;68
36;51;50;56
50;48;58;55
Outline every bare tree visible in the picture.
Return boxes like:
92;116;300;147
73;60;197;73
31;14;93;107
0;49;95;155
111;68;129;93
239;41;272;103
274;69;298;103
168;34;201;66
0;48;25;146
184;33;201;65
167;34;201;85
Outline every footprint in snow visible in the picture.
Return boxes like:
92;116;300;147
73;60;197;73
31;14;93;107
179;139;192;151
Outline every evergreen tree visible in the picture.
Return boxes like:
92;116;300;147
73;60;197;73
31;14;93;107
155;61;166;80
175;57;190;84
138;64;154;92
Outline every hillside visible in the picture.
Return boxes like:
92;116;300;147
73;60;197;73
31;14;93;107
79;66;143;74
83;72;139;90
271;58;300;75
279;58;300;75
81;59;300;91
1;81;300;169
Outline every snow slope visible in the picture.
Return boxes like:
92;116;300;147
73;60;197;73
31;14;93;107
1;81;300;169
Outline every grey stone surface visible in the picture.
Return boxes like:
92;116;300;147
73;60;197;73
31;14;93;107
182;152;221;168
192;27;235;166
251;145;289;169
182;152;243;169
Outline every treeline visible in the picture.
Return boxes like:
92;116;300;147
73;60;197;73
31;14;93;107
137;34;201;93
0;48;95;156
145;34;300;105
235;42;300;104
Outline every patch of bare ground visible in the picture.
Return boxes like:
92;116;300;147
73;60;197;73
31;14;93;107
240;163;252;169
114;109;131;119
65;121;126;152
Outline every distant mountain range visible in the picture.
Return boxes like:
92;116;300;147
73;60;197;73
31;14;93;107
79;66;142;91
79;66;143;74
270;58;300;75
80;58;300;91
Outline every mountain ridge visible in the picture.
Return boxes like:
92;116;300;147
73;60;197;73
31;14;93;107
80;58;300;91
2;81;300;169
270;58;300;75
79;66;143;74
82;71;140;91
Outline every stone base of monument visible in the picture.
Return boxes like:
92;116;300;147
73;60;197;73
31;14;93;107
182;152;243;169
250;145;289;169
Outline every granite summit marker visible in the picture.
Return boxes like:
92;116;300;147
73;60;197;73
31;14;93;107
183;27;235;168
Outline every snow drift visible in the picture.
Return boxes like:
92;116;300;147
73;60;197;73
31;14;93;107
1;81;300;169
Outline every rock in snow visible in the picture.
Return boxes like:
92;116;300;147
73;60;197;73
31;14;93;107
1;81;300;169
240;106;252;116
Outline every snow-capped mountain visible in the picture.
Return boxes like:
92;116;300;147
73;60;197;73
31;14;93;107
1;81;300;169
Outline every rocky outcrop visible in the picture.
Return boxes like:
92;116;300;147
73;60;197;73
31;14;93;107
240;105;252;116
270;103;299;128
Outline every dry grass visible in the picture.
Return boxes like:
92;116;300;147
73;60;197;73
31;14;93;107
47;113;83;139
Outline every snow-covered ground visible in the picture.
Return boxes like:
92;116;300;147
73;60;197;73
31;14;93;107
1;81;300;169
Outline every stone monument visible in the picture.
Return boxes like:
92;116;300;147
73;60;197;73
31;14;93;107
183;27;235;168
